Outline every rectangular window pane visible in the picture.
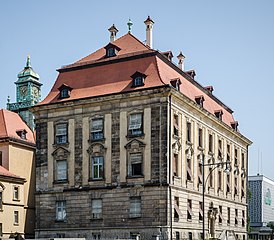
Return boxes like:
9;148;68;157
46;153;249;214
14;211;19;224
129;153;142;176
129;113;142;135
56;201;66;221
91;119;104;140
92;156;104;179
92;199;102;219
130;197;141;218
13;186;19;200
56;160;67;180
56;123;68;144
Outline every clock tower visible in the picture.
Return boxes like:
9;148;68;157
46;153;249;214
7;56;42;130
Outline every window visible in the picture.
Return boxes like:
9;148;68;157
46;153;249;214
186;158;192;181
174;197;180;221
14;211;19;225
218;139;222;159
226;174;230;193
0;223;2;237
128;153;142;176
129;197;141;218
173;154;178;177
128;113;143;136
219;206;223;224
215;110;223;120
199;202;203;221
241;153;245;168
209;134;213;153
55;123;68;144
60;88;69;98
107;47;115;57
187;122;191;142
13;186;19;200
188;232;193;240
234;177;238;196
227;207;230;224
91;156;104;180
195;96;204;107
133;77;143;87
209;167;213;188
55;160;68;181
198;163;203;185
175;232;180;240
0;191;2;210
187;199;193;220
234;149;238;166
198;128;203;148
92;233;101;240
91;199;102;219
242;210;245;227
56;201;66;221
227;144;231;162
173;114;179;137
218;170;222;191
235;209;238;225
16;130;27;140
170;78;181;91
91;119;104;140
241;179;245;198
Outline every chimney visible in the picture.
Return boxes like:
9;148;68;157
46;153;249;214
177;51;185;70
108;24;119;42
144;16;154;48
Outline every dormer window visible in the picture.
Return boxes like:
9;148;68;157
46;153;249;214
231;121;239;131
131;71;146;87
214;110;223;120
16;129;27;140
58;84;72;99
104;43;121;58
195;96;205;107
170;78;181;91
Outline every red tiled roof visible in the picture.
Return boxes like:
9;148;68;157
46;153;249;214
0;165;21;179
40;32;236;128
0;109;35;144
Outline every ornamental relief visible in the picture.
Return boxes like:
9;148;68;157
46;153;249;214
87;143;106;156
125;139;145;153
52;147;70;160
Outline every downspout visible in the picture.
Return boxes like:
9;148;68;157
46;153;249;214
246;145;249;237
168;94;173;240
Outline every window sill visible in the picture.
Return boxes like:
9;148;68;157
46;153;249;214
129;215;141;219
131;83;145;88
53;180;68;184
13;223;19;226
197;146;204;151
187;219;192;222
88;138;105;144
127;133;145;139
173;134;180;140
12;199;20;202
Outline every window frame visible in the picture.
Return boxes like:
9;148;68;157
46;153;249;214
90;156;104;180
55;123;68;145
90;118;104;141
14;210;19;225
91;199;102;220
13;186;19;201
56;200;66;222
129;197;141;218
55;159;68;182
128;152;143;177
128;113;143;137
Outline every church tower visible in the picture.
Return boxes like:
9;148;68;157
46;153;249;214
7;56;42;130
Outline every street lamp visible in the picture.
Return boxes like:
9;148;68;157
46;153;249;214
202;153;230;240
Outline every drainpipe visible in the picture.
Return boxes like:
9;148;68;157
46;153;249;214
168;94;173;240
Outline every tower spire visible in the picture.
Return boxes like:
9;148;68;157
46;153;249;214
127;18;133;33
26;55;31;68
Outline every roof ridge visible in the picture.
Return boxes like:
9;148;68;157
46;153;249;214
126;32;152;51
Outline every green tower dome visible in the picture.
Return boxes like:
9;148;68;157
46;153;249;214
17;55;40;82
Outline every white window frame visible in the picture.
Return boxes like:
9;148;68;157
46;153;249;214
129;197;141;218
91;156;104;180
56;201;66;221
56;123;68;144
91;199;102;219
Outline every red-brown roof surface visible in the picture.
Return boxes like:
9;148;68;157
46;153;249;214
0;165;22;179
0;109;35;144
40;33;236;128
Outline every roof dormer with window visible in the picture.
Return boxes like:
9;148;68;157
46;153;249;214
104;43;121;58
170;78;181;91
58;84;72;99
214;110;223;121
195;95;205;107
131;71;147;87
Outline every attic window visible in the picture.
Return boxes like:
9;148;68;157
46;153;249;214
170;78;181;91
131;71;146;87
195;96;205;107
214;110;223;120
58;84;72;99
104;43;121;58
186;70;196;79
16;129;27;140
231;121;239;131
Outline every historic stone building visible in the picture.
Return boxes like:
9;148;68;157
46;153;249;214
33;17;251;240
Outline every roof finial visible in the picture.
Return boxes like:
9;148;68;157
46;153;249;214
26;55;31;68
127;18;133;33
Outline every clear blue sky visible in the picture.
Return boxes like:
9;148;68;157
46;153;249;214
1;1;273;178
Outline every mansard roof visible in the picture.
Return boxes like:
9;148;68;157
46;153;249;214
40;32;236;128
0;109;35;144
